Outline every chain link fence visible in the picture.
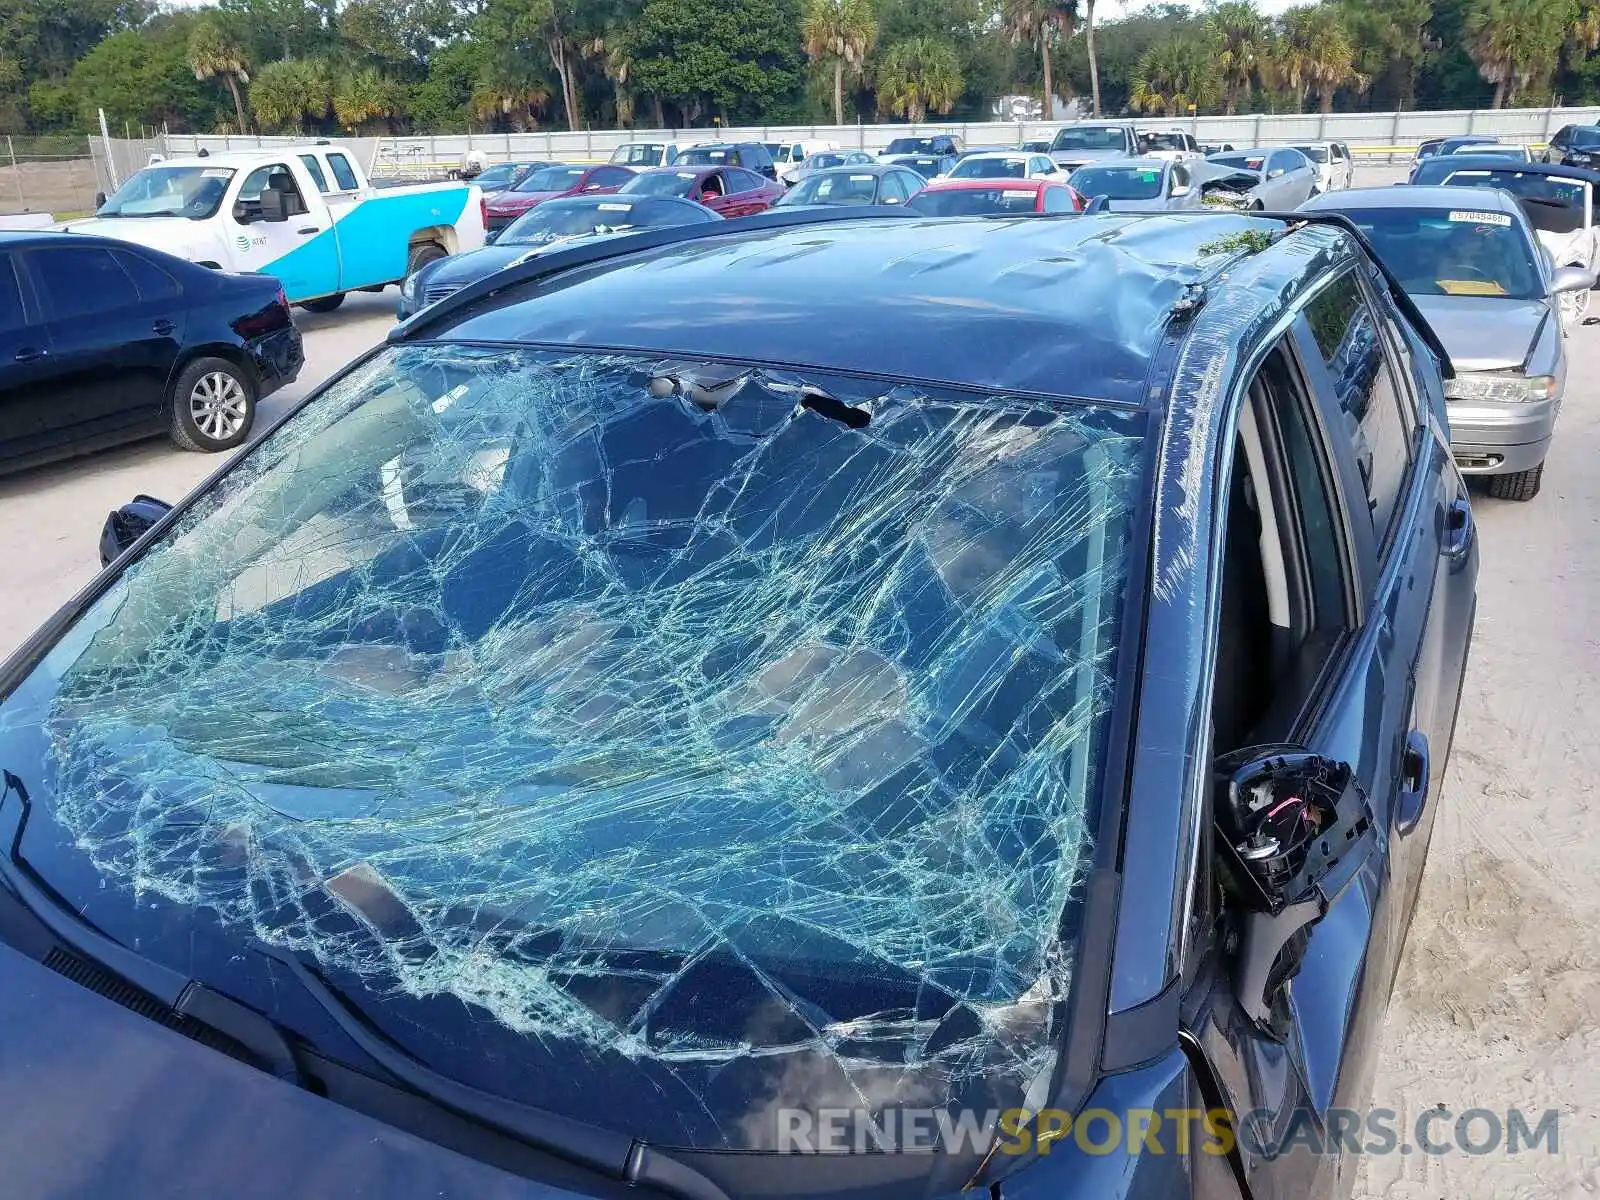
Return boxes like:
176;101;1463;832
0;135;110;220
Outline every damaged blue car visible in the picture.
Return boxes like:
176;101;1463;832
0;206;1476;1200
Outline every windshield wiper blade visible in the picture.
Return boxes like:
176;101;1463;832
0;770;303;1083
248;940;731;1200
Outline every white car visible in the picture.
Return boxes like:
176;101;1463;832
1138;130;1204;162
1292;141;1355;193
765;139;839;172
947;152;1062;181
610;142;683;168
1447;142;1534;163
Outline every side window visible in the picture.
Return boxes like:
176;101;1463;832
113;251;181;302
592;167;630;188
1552;126;1572;149
1211;343;1355;752
327;153;360;191
235;163;305;221
736;169;768;193
0;254;26;332
792;144;805;161
29;247;140;320
1303;270;1417;545
1042;185;1071;213
298;154;330;192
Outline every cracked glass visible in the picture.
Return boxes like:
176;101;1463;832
0;343;1145;1151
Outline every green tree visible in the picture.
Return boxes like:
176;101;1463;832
1204;1;1269;114
1083;0;1106;115
249;55;332;131
217;0;333;65
628;0;807;124
1278;4;1363;112
188;16;252;134
1130;36;1220;114
338;0;460;73
875;33;962;119
1004;0;1076;120
68;13;222;132
802;0;877;124
1464;0;1569;107
1336;0;1432;108
332;65;403;130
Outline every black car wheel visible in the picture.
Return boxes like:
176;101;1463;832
1487;462;1544;502
408;242;448;277
299;294;345;313
168;357;256;453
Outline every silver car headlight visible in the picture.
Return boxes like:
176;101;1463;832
1443;372;1558;403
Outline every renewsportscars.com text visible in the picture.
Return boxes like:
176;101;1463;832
775;1106;1561;1158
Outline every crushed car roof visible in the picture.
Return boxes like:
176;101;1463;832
424;214;1267;405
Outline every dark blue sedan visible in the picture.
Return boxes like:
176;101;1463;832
0;208;1475;1199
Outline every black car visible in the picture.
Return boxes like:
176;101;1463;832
0;208;1474;1200
0;231;301;475
880;133;963;157
676;141;778;180
396;194;722;319
1542;122;1600;167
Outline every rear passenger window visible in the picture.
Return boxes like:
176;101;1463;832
327;153;360;191
0;255;26;332
114;251;181;302
1304;270;1416;544
1043;186;1071;213
30;247;139;320
298;154;330;192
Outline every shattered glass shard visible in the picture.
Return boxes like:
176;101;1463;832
5;343;1146;1148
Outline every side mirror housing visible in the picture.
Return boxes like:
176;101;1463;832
1212;748;1377;1026
1269;168;1285;178
484;228;500;244
1550;264;1597;294
94;191;107;210
99;495;173;567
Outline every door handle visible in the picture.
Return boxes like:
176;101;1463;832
152;319;175;336
1445;496;1475;561
1396;730;1431;835
296;226;319;236
13;346;45;363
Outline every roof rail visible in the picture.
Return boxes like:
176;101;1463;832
391;205;922;342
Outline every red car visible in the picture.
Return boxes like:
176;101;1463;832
483;163;637;233
619;165;785;218
907;177;1086;216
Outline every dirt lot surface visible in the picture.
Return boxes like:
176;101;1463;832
0;183;1596;1196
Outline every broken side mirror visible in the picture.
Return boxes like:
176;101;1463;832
99;495;172;567
1212;747;1377;1026
94;191;107;211
1549;264;1597;294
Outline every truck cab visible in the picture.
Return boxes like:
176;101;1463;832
68;146;487;310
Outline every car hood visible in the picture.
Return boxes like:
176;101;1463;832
1100;197;1172;212
488;190;562;212
420;243;540;287
0;940;564;1198
1051;148;1134;169
1410;294;1549;371
55;216;207;259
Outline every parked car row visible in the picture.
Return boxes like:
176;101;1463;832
0;181;1491;1200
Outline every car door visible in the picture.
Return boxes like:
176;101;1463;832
21;243;184;442
726;169;770;216
0;249;62;468
228;161;339;300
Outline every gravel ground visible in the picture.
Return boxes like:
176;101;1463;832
0;181;1596;1196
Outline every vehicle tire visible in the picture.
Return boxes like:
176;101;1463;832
299;293;345;313
1487;462;1544;502
408;241;448;277
168;357;256;453
1249;199;1265;211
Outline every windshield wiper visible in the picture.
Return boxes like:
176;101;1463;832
248;940;732;1200
0;770;302;1082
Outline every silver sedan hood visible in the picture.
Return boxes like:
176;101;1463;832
1409;295;1550;372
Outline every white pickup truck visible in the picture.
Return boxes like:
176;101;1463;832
62;145;487;311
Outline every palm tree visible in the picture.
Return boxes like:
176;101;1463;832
875;36;963;123
1130;39;1222;116
1278;5;1363;113
249;58;332;133
1205;1;1269;116
1003;0;1077;122
1465;0;1568;108
188;17;252;135
333;68;401;133
1084;0;1107;118
802;0;878;127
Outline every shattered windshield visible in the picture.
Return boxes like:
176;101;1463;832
0;345;1143;1151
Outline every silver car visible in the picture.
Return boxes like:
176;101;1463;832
1292;141;1355;193
1209;147;1319;208
1069;159;1200;211
1304;185;1596;500
780;149;875;188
